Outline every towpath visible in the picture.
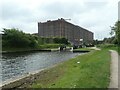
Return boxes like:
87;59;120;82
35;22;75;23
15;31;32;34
109;50;118;89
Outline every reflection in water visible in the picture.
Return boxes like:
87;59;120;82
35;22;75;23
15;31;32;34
1;51;81;83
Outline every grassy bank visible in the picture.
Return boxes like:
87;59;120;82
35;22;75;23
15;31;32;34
73;47;94;51
39;44;63;49
2;44;62;53
2;47;39;52
21;48;110;88
97;44;119;54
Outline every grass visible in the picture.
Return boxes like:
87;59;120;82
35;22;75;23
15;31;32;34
2;47;38;52
2;44;62;52
97;44;119;54
39;44;62;49
26;48;111;88
73;47;94;51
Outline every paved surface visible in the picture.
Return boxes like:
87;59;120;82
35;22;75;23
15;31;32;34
109;50;118;89
90;47;101;50
118;55;120;90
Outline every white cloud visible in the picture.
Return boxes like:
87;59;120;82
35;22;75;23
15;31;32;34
0;0;119;40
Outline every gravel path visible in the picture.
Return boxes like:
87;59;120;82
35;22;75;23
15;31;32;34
109;50;118;89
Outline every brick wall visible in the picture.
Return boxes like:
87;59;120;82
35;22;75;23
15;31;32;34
38;18;94;45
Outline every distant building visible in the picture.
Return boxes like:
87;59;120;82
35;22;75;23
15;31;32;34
38;18;94;46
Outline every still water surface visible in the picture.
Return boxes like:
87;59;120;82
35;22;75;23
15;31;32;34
1;51;81;83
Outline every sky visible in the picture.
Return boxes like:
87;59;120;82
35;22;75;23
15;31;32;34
0;0;119;40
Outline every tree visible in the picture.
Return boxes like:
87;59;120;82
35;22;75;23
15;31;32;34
111;21;120;54
2;28;38;48
111;21;120;45
53;37;69;45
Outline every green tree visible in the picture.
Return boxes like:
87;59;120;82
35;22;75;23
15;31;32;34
53;37;69;45
2;28;38;48
111;21;120;54
111;21;120;45
60;38;69;45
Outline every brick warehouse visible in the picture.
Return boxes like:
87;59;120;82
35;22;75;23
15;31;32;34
38;18;94;46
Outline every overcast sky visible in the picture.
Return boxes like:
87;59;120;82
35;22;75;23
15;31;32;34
0;0;119;40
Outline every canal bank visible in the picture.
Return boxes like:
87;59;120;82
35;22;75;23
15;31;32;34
1;50;83;89
1;48;111;89
1;48;60;54
30;49;110;88
1;64;60;89
23;49;110;88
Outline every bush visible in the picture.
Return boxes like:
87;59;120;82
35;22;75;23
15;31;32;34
2;28;38;48
53;37;69;45
96;44;116;48
39;44;63;49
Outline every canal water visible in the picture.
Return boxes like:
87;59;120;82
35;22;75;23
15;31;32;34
0;51;82;84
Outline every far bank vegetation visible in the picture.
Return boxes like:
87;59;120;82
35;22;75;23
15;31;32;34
2;28;70;51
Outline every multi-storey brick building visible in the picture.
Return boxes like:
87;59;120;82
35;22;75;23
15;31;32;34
38;18;93;46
